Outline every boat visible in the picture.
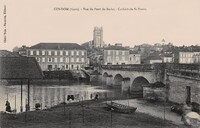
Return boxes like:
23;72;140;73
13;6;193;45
106;101;137;114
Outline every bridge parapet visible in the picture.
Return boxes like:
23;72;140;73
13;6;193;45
101;64;154;71
165;63;200;79
102;63;200;78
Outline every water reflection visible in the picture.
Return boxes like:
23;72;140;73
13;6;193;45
0;83;116;112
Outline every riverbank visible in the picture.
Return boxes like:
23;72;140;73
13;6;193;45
0;98;188;128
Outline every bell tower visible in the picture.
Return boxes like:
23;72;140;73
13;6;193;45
93;27;103;48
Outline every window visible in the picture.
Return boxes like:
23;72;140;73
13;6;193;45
60;51;63;55
82;51;84;56
81;58;84;62
66;65;68;69
48;51;51;55
66;51;68;55
122;51;125;55
37;58;40;62
122;57;125;61
47;65;52;71
71;58;74;62
55;65;58;69
116;56;119;61
116;51;119;55
36;51;39;55
48;58;52;62
42;58;45;62
55;51;57;55
60;57;63;62
54;58;57;62
42;51;45;55
71;51;74;56
30;51;33;55
76;51;79;55
108;50;110;55
76;58;79;62
107;56;111;62
66;57;69;62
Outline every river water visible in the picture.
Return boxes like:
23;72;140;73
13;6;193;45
0;82;116;112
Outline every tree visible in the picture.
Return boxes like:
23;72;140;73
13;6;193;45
12;46;19;52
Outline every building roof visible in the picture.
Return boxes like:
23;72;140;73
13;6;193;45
143;54;162;61
129;50;140;54
104;46;128;50
0;57;43;79
163;54;173;57
0;50;20;57
29;43;85;50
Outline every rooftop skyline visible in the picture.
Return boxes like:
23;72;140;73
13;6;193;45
0;0;200;51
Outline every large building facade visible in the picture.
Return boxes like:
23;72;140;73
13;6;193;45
93;27;104;48
103;45;136;65
27;43;87;71
174;52;200;64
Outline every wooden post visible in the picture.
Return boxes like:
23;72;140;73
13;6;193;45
64;93;66;116
110;99;113;127
15;95;16;113
25;98;27;123
7;93;8;101
127;94;129;107
27;79;30;111
20;80;23;112
69;108;71;128
82;97;84;124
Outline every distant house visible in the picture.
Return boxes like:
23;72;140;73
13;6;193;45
129;51;141;64
174;52;200;64
27;43;87;71
103;45;129;65
162;54;174;63
142;54;162;64
18;45;28;56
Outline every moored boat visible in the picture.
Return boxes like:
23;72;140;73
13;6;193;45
106;101;137;114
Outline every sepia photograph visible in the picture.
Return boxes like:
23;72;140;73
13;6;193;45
0;0;200;127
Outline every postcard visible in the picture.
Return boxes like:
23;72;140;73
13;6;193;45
0;0;200;128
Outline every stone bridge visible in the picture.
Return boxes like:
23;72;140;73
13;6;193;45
101;64;164;95
101;64;200;104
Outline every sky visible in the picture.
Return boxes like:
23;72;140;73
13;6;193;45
0;0;200;51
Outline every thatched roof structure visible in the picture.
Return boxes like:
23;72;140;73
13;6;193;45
0;57;43;79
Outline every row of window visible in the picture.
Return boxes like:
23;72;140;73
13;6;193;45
106;50;127;55
47;64;85;70
130;57;140;62
35;57;85;63
107;56;126;61
29;50;85;56
180;52;200;57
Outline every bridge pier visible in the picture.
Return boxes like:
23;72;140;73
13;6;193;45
122;78;131;93
106;75;113;88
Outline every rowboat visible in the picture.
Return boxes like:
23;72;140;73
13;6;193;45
106;102;137;114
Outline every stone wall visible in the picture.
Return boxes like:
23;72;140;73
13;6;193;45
143;87;166;101
169;74;200;104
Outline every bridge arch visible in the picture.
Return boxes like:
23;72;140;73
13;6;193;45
114;74;123;89
131;76;150;97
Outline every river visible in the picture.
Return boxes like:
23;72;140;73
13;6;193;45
0;82;116;112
